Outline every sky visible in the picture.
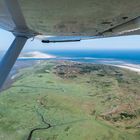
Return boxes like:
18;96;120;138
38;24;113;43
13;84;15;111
0;28;140;52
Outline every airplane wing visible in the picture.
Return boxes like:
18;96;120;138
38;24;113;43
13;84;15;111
0;0;140;88
0;0;140;37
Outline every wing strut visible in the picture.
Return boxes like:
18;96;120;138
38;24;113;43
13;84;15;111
0;36;27;89
0;0;35;90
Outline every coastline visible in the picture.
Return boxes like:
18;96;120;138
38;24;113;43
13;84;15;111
112;64;140;73
68;59;140;73
1;59;140;92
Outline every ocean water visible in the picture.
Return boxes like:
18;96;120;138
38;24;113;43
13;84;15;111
0;50;140;64
45;50;140;64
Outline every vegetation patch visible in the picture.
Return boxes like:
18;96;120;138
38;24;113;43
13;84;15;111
0;61;140;140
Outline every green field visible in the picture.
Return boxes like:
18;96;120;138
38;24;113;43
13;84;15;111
0;61;140;140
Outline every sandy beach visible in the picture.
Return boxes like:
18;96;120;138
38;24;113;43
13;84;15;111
113;64;140;73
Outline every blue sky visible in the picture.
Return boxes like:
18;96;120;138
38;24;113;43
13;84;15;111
0;28;140;52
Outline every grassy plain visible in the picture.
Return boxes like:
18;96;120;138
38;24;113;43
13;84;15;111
0;61;140;140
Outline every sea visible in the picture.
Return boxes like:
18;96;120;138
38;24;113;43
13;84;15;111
44;50;140;65
0;50;140;65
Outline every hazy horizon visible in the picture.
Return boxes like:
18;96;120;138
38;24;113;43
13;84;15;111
0;29;140;52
